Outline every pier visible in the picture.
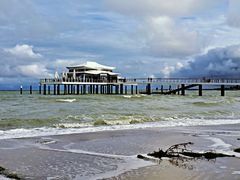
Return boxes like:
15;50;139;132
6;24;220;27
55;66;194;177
38;77;240;96
35;61;240;97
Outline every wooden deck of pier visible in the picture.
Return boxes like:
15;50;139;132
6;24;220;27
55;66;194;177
37;77;240;96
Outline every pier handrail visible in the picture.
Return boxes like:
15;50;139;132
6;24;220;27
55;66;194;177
121;77;240;84
40;77;240;84
39;78;118;84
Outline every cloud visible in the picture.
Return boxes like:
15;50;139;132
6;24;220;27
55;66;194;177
105;0;223;17
4;44;42;58
161;62;183;77
140;16;202;57
227;0;240;27
16;64;51;78
0;44;50;79
170;44;240;78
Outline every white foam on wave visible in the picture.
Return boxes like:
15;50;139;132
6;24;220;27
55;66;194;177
56;99;76;103
232;171;240;175
1;118;240;140
123;95;132;98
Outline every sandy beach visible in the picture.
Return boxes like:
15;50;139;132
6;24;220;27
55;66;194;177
0;124;239;180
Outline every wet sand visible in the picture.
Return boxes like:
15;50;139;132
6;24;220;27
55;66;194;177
0;124;240;179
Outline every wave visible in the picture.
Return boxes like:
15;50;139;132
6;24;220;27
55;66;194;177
192;101;221;107
1;118;240;140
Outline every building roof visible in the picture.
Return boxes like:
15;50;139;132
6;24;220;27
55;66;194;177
66;61;115;70
80;70;119;76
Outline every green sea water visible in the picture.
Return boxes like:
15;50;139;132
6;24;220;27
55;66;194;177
0;90;240;139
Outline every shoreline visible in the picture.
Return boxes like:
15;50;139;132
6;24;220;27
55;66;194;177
2;120;240;140
0;124;239;179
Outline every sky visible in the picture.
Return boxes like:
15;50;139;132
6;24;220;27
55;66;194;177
0;0;240;89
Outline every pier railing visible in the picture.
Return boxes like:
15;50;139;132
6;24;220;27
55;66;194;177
40;77;240;85
121;78;240;84
40;78;118;84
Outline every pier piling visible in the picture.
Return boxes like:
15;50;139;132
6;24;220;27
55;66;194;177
54;84;56;95
20;85;23;94
146;83;151;95
199;85;202;96
96;85;99;94
64;85;67;95
131;85;134;94
43;84;46;95
30;85;32;94
221;85;225;96
57;85;60;95
39;85;41;94
77;85;80;95
161;85;163;94
48;86;50;95
120;84;123;94
181;84;185;96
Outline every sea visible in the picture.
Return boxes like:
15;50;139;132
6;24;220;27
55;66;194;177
1;90;240;139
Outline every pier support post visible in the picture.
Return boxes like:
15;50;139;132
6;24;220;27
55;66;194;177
89;85;92;94
221;85;225;96
30;85;32;94
54;84;56;95
71;85;73;94
48;86;50;95
177;85;180;95
77;85;80;95
181;84;185;96
67;85;70;94
93;85;95;94
81;86;83;94
83;85;86;94
88;86;90;94
120;84;123;94
106;85;109;94
110;85;113;94
199;85;202;96
161;85;163;94
96;85;99;94
131;85;134;94
146;83;151;95
135;86;138;94
20;85;23;94
39;85;41;94
43;84;46;95
115;85;119;94
64;85;67;95
169;85;172;91
57;85;60;95
125;86;127;94
105;85;107;94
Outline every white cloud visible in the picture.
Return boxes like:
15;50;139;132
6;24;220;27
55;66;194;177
140;16;202;57
227;0;240;27
105;0;223;17
162;62;184;77
16;64;51;78
0;44;52;79
4;44;42;58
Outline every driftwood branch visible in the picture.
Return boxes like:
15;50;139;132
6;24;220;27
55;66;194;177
138;142;236;162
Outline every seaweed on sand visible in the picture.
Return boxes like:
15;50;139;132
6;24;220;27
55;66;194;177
0;165;23;180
